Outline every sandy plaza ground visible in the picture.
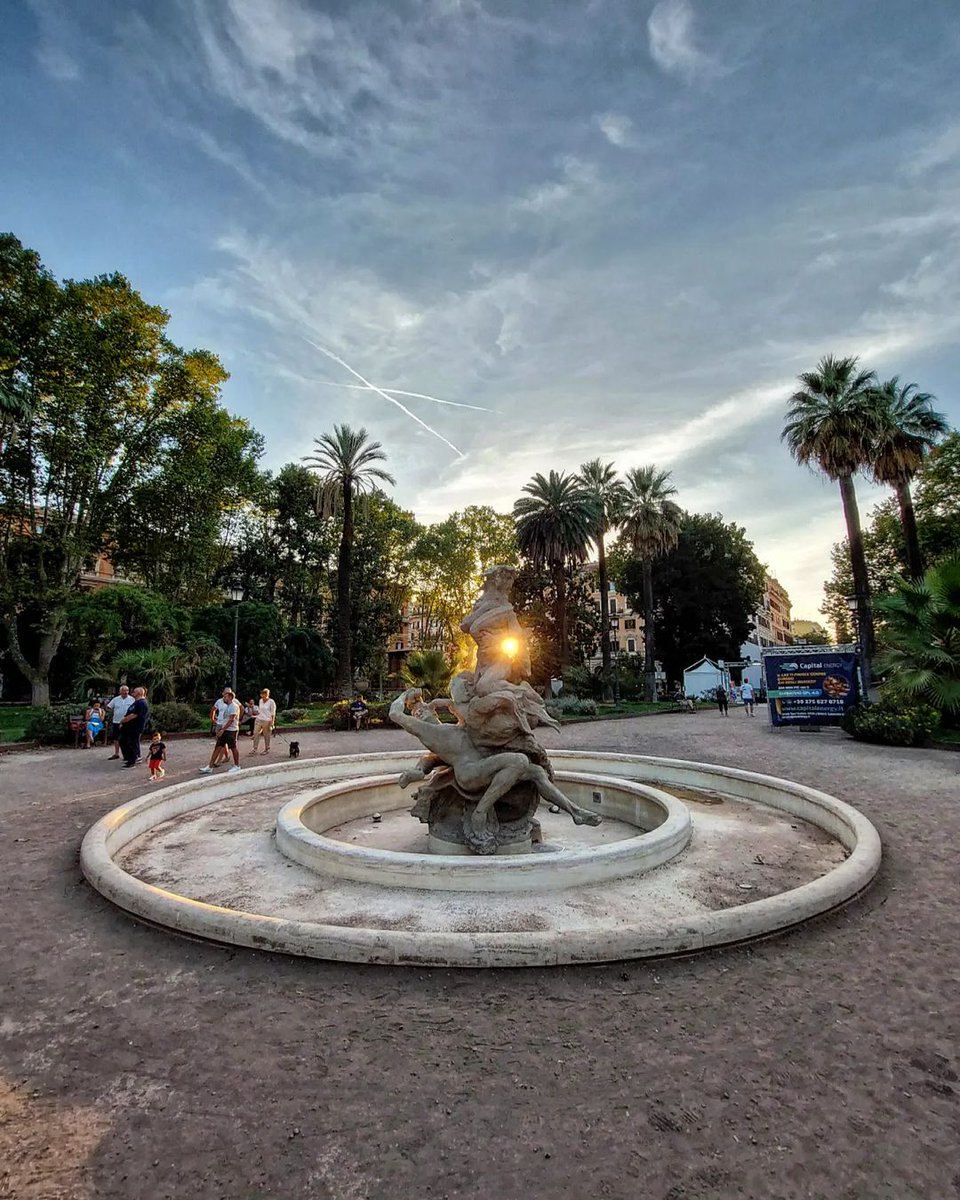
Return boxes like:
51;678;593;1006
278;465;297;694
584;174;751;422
0;711;957;1200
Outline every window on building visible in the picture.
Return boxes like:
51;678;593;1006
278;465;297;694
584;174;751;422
609;600;617;614
627;638;636;653
624;619;636;630
394;642;402;650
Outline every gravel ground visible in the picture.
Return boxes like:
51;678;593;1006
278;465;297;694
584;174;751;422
0;712;957;1200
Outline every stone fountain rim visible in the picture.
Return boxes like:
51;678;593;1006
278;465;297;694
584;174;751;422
79;749;882;968
274;770;692;892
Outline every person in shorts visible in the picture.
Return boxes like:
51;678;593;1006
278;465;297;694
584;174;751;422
740;679;756;716
148;731;167;780
106;685;134;758
200;688;241;774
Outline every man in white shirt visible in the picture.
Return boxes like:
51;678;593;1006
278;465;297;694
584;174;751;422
251;688;277;755
200;687;241;774
106;685;135;759
740;679;756;716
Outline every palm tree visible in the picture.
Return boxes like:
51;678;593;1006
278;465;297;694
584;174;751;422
876;556;960;721
400;648;457;700
0;379;31;454
782;355;882;676
869;378;949;579
513;470;595;671
303;425;395;697
619;466;682;701
577;459;627;701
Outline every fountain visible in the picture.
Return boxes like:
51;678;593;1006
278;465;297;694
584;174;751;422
80;572;882;967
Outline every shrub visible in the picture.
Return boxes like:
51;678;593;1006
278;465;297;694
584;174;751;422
546;697;598;719
149;701;202;734
24;705;75;744
278;708;307;724
842;698;940;746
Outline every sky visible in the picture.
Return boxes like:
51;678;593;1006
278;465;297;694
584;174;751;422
4;0;960;621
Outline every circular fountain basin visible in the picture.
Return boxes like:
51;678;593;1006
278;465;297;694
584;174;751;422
275;771;691;891
80;750;882;968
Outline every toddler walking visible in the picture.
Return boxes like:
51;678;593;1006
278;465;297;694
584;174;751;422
148;731;167;781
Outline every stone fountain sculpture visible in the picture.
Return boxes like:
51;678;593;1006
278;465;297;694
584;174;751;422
390;564;602;854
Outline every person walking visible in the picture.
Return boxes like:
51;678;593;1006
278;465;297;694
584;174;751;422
147;730;167;780
200;687;241;774
251;688;277;756
106;685;134;758
119;687;150;767
741;679;756;716
715;684;729;716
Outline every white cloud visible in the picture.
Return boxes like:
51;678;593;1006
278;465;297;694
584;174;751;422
36;43;80;81
515;156;600;212
596;112;634;147
904;122;960;176
647;0;719;83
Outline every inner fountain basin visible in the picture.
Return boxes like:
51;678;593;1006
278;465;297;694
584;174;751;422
275;771;692;891
80;749;882;968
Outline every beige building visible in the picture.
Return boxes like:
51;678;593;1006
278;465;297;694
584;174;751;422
583;566;644;666
749;575;793;649
790;618;830;643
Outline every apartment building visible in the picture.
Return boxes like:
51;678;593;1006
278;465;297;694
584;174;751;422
743;574;793;655
583;566;643;666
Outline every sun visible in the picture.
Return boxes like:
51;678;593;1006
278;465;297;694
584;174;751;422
501;636;520;658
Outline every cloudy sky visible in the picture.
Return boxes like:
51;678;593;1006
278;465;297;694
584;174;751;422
4;0;960;619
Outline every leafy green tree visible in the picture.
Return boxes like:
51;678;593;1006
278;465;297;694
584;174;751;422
513;471;595;670
513;560;601;684
0;233;235;703
619;466;682;700
341;492;419;681
876;557;960;723
192;600;286;701
783;355;881;672
282;627;334;704
233;464;338;627
869;378;949;579
113;387;264;603
410;505;517;659
576;459;626;700
613;513;765;685
821;432;960;640
303;426;395;697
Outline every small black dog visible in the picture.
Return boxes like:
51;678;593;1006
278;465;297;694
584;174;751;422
288;741;300;759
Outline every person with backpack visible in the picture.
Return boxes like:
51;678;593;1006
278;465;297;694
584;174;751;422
715;684;729;716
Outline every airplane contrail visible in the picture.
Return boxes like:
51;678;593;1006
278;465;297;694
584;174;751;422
322;381;496;414
303;338;466;459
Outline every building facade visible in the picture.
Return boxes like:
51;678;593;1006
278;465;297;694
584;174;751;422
583;566;644;667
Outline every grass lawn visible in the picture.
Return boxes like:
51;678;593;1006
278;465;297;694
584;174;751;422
0;706;33;745
933;726;960;744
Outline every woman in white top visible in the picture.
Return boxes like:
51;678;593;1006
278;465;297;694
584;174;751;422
252;688;277;754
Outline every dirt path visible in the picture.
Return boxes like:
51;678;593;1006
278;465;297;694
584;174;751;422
1;714;957;1200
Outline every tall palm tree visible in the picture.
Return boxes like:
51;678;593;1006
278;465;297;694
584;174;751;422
782;355;882;675
303;425;395;698
619;466;682;701
869;377;949;580
577;459;627;700
513;470;595;671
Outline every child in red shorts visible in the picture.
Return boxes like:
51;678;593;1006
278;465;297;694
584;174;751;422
148;731;167;781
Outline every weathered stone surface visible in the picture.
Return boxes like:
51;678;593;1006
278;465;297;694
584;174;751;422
391;566;600;854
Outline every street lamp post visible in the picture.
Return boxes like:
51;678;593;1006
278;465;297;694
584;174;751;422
226;586;243;693
845;594;871;701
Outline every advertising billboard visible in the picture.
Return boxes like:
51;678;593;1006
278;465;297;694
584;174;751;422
762;648;860;727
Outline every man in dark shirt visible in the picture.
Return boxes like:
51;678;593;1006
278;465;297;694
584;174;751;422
119;687;150;767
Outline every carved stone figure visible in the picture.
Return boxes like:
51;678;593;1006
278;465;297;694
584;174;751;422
391;565;601;854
